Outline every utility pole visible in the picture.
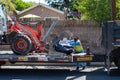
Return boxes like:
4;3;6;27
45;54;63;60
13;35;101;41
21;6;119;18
111;0;116;20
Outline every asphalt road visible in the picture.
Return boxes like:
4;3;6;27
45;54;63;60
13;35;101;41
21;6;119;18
0;66;120;80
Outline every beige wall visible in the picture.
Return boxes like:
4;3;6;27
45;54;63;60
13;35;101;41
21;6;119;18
30;20;105;54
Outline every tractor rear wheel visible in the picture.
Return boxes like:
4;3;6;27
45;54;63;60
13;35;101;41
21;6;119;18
11;35;32;55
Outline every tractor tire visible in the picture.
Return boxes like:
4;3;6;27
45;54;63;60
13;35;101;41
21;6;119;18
11;35;32;55
114;57;120;69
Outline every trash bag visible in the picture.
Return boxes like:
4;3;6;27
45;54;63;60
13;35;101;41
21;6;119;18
54;43;74;55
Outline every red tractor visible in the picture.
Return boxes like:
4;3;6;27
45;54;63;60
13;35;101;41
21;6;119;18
6;21;45;55
0;4;56;55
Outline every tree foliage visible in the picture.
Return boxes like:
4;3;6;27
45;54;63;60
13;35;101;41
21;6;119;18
0;0;15;14
45;0;64;10
73;0;111;23
0;0;36;13
116;0;120;19
13;0;36;11
45;0;119;23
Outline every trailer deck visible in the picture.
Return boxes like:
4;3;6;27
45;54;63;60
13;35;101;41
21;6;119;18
0;51;93;64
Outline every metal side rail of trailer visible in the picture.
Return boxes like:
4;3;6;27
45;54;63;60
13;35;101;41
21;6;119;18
0;51;93;66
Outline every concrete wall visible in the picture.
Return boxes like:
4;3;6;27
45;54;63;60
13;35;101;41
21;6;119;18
32;20;105;54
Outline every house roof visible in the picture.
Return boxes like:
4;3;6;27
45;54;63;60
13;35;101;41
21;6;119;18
17;3;64;15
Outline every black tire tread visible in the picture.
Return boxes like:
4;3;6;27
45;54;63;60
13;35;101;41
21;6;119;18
11;35;32;55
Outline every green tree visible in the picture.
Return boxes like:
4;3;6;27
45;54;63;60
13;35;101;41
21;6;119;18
13;0;36;11
45;0;74;19
45;0;64;10
45;0;120;23
0;0;15;14
71;0;111;23
116;0;120;19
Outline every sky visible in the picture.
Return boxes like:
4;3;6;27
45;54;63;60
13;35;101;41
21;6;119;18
22;0;47;4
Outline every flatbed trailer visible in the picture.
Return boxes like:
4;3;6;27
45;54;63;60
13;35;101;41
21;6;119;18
0;4;93;70
0;51;93;67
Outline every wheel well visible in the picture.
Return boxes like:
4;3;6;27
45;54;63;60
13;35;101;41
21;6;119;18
111;47;120;57
111;47;120;68
7;31;19;43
